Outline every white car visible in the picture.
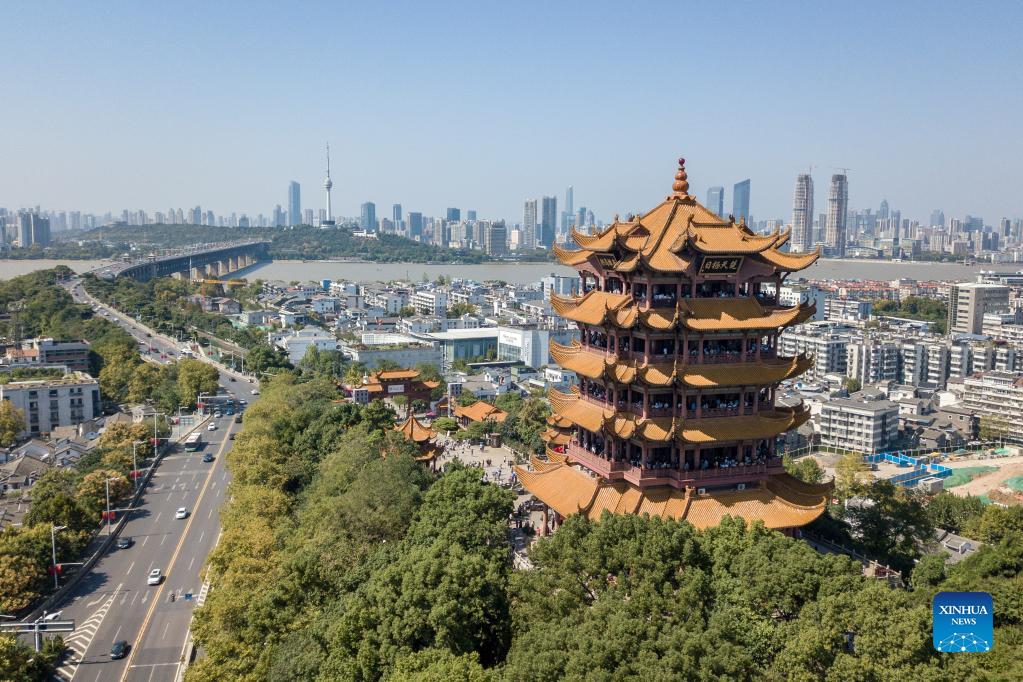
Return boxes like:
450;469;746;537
207;422;217;431
147;568;162;585
251;389;259;395
175;507;189;519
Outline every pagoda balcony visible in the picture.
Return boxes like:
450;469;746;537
566;441;630;477
687;406;756;419
625;459;785;488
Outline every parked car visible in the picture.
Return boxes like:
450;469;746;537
110;640;130;659
147;568;162;585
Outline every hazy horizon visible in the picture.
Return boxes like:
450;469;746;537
3;2;1021;225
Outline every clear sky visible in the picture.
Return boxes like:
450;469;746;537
2;1;1021;225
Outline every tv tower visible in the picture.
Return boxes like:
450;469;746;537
323;143;335;226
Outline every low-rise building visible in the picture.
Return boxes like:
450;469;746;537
2;338;91;372
275;328;338;365
340;333;443;370
0;372;101;438
817;390;900;453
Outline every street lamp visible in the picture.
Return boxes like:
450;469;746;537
104;477;120;536
132;440;145;492
51;525;67;589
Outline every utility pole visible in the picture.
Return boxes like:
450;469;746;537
104;477;119;535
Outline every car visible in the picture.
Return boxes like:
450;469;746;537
207;422;217;431
213;411;222;418
225;407;234;415
175;507;189;519
228;433;236;440
251;389;259;395
42;611;62;621
202;452;215;462
147;568;162;585
229;376;235;382
235;414;243;424
110;640;130;659
146;332;152;338
116;536;133;549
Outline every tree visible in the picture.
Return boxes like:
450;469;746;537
398;305;416;318
910;553;946;589
784;455;825;484
432;416;458;433
76;469;130;521
126;362;163;403
23;469;90;532
177;358;220;407
842;377;861;393
0;400;25;447
0;553;44;612
926;492;984;533
361;400;397;433
845;481;933;573
834;452;869;500
457;391;478;407
245;342;291;375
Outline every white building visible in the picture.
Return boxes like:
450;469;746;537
817;390;900;453
0;372;101;438
413;290;448;317
779;323;849;380
963;371;1023;434
275;328;338;365
846;340;901;385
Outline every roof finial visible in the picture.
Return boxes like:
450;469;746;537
672;157;690;197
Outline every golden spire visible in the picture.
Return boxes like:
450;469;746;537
671;157;690;198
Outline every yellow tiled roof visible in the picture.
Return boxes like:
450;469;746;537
755;246;822;271
514;462;830;530
552;160;818;278
680;407;809;444
550;341;811;389
395;416;436;443
454;401;508;423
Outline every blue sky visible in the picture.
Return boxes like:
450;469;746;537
2;1;1021;225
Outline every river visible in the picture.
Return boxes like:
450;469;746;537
0;257;1007;285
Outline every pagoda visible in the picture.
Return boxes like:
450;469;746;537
515;158;832;534
393;416;443;464
354;369;441;418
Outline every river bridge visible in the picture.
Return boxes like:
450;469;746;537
99;241;270;282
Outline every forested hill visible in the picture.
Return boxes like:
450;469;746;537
184;374;1023;682
71;224;497;263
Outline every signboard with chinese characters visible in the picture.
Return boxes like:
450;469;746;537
387;384;405;394
595;254;617;269
699;256;743;275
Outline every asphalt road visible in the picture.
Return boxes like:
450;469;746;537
46;278;257;682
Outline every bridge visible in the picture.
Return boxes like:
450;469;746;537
101;241;270;282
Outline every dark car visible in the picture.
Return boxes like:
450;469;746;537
228;433;236;440
235;414;243;424
202;453;215;462
111;640;130;659
116;536;133;549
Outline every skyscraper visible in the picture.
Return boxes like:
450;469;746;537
288;181;301;226
523;199;538;249
930;209;945;228
562;186;574;232
706;186;724;217
446;208;460;222
392;203;402;225
878;199;889;220
273;204;285;227
360;202;376;231
540;196;557;248
790;174;814;252
483;220;508;257
467;209;477;221
825;174;849;257
732;179;750;221
408;212;423;240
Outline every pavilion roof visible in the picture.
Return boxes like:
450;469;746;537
454;400;508;423
550;341;813;388
552;159;821;275
550;290;815;332
514;464;831;530
547;387;808;444
395;416;436;443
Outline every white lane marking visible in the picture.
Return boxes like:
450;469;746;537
160;534;167;546
188;556;195;571
130;592;139;607
141;536;148;547
154;512;162;523
142;591;149;604
198;530;204;544
55;582;122;681
126;560;135;576
207;507;213;519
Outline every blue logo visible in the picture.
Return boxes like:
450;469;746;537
933;591;993;653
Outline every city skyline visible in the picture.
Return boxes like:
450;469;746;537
2;3;1021;222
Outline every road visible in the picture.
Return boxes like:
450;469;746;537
46;277;257;681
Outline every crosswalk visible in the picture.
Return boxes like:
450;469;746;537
55;583;123;682
195;576;211;607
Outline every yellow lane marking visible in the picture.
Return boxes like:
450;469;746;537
117;431;230;681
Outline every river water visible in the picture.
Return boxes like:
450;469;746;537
0;257;1005;285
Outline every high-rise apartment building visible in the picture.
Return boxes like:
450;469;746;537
706;186;724;217
360;202;377;231
467;209;476;221
523;199;538;249
483;220;508;257
732;179;750;221
303;209;314;225
930;209;945;228
408;212;423;240
393;203;402;225
288;181;301;226
790;173;814;252
540;195;557;248
825;174;848;257
273;204;285;227
446;208;460;222
947;283;1010;335
562;186;574;232
16;212;50;248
